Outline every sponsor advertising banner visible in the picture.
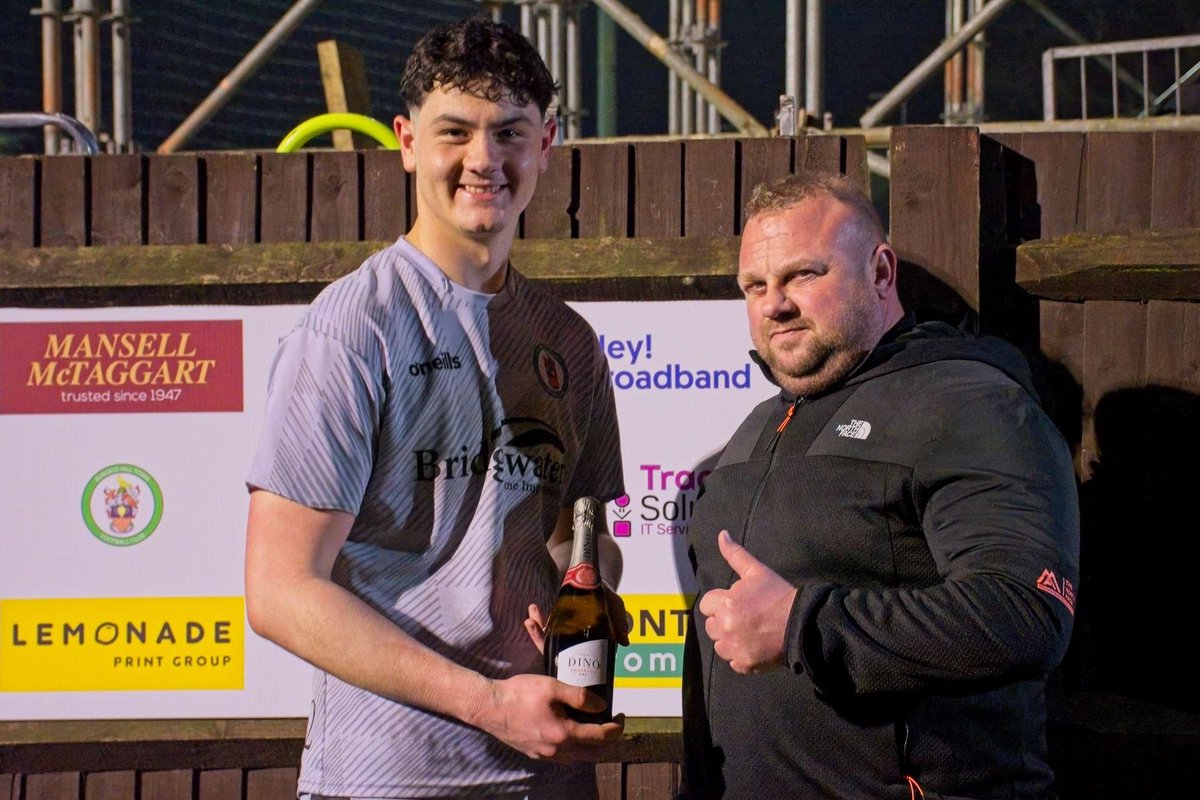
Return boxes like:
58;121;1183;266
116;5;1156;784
0;302;772;720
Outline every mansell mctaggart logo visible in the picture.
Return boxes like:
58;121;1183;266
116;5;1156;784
82;464;163;547
0;320;243;414
0;597;244;692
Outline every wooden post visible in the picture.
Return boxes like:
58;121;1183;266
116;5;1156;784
317;39;374;151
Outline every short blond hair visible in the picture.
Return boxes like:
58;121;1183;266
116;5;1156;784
745;171;885;246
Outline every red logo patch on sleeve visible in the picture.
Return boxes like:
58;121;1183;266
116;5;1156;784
1036;569;1076;615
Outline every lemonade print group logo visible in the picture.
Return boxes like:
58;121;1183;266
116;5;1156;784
82;464;163;546
0;596;244;692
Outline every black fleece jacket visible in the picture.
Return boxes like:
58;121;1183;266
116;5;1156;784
682;319;1080;800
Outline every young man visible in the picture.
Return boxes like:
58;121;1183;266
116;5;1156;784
681;171;1080;799
244;17;625;799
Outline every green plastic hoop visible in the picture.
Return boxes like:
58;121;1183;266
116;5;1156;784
276;112;399;152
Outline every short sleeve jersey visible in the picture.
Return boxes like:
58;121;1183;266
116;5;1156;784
247;238;624;797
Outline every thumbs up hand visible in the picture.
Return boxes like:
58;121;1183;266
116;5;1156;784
696;530;798;675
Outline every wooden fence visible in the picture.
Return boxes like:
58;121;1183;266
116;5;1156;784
2;126;1199;799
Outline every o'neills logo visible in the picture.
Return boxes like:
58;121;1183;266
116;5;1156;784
413;417;568;493
0;320;243;414
408;351;462;376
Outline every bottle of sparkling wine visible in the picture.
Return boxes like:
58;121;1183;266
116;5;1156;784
543;496;618;723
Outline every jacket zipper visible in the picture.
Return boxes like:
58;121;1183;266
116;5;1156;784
706;396;803;720
741;396;802;553
768;397;800;451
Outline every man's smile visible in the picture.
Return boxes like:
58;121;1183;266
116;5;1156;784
459;183;507;197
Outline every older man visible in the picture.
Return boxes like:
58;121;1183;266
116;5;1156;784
681;171;1079;799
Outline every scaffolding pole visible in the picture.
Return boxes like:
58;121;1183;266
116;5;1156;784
158;0;326;153
805;0;822;117
107;0;134;152
593;0;767;136
66;0;100;142
784;0;803;108
31;0;63;154
597;5;617;136
860;0;1018;128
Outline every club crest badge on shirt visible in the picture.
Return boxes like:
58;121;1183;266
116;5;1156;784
534;344;568;398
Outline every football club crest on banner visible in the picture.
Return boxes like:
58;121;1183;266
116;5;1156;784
81;464;164;547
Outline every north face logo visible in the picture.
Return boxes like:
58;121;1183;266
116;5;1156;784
836;419;871;440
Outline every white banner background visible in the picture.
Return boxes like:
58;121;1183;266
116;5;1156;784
0;300;773;719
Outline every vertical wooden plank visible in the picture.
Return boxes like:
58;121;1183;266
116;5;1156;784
1000;132;1086;239
147;154;200;245
798;134;843;176
738;137;792;231
92;154;144;246
1084;132;1153;235
311;151;361;242
682;139;736;238
362;149;407;242
1038;300;1086;471
204;152;258;245
1146;301;1200;394
523;145;575;239
244;768;296;800
972;137;1041;346
1151;131;1200;230
632;140;682;237
139;770;192;800
1080;301;1147;482
1040;301;1086;381
595;763;623;800
841;135;869;193
0;774;20;800
39;155;88;247
0;157;39;248
25;772;81;800
625;762;680;800
576;142;629;238
84;771;135;800
260;152;309;243
197;769;242;800
889;126;981;322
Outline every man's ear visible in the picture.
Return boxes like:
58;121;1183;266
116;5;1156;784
873;243;899;296
395;114;417;174
539;115;556;172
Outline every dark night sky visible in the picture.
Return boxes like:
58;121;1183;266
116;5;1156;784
0;0;1196;153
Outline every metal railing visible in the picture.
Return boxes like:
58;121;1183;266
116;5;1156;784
0;112;101;154
1042;33;1200;121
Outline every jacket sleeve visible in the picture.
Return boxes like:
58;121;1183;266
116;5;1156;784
788;367;1080;699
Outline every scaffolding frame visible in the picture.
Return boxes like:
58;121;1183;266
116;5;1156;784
20;1;1196;158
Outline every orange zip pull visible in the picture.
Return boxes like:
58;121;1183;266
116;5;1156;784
775;403;796;434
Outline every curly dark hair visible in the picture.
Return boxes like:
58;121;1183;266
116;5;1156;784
400;16;559;115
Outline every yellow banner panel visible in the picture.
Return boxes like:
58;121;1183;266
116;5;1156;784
0;597;244;692
615;593;693;688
